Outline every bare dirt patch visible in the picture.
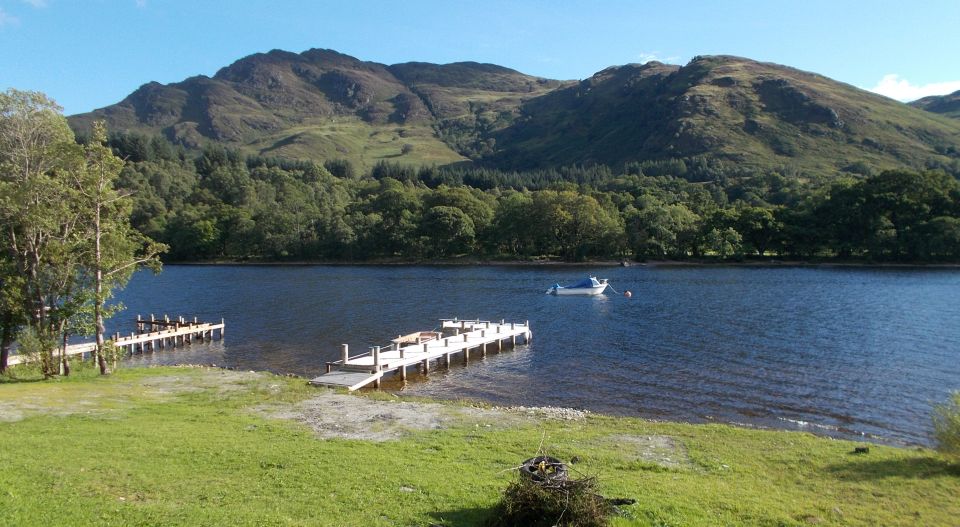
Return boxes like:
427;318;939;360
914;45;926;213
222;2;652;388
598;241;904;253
260;390;592;442
134;370;269;397
601;434;691;469
260;392;517;441
0;368;267;422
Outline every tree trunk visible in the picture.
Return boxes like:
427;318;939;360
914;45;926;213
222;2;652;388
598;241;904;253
60;329;70;376
94;205;109;375
0;311;13;373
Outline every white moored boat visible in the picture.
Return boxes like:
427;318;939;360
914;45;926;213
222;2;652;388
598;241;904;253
546;277;609;296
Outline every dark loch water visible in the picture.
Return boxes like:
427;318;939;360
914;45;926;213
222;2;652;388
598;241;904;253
111;264;960;446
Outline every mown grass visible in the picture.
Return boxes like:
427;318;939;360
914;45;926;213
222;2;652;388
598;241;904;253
1;366;958;526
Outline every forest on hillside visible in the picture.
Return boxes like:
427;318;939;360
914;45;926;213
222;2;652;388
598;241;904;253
108;132;960;263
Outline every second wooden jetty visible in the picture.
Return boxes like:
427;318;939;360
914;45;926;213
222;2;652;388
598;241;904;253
7;314;225;366
310;318;532;391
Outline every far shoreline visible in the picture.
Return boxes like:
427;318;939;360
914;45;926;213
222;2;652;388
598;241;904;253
161;258;960;269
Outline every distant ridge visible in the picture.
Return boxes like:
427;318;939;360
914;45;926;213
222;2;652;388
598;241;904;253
911;90;960;119
69;48;960;176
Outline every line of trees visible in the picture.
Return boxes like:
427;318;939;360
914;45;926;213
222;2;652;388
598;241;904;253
0;89;164;375
108;133;960;264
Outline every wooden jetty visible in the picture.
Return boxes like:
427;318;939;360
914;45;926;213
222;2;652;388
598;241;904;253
310;318;532;391
8;314;225;366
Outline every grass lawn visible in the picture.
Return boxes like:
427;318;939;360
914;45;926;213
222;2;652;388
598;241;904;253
1;365;957;526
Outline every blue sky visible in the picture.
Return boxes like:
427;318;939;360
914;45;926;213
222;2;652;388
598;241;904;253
2;0;959;115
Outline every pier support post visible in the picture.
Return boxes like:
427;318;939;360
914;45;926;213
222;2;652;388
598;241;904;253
400;365;407;381
372;347;382;389
464;346;469;364
341;344;349;365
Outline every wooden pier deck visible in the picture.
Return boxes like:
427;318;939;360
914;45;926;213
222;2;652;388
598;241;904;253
8;315;225;366
310;319;531;391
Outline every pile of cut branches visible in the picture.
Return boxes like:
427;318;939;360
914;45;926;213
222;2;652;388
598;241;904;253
486;456;616;527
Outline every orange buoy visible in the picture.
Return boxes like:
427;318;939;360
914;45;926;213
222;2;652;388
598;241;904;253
624;290;632;298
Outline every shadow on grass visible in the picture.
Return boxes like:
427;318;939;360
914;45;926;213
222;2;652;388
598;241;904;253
827;456;960;481
0;378;48;384
0;372;48;384
429;506;493;526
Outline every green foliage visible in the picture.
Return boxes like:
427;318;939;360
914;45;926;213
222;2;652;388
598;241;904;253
1;92;164;374
933;391;960;458
706;227;743;259
94;134;960;264
1;88;84;375
13;326;58;376
421;206;476;256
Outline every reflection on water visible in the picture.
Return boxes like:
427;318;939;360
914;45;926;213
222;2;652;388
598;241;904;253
112;264;960;446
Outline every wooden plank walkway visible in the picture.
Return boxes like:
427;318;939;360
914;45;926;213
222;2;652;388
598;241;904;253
310;318;531;390
8;315;225;366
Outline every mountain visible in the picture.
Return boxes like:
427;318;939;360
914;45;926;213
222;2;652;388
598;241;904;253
69;49;960;176
487;55;960;173
910;90;960;119
69;48;563;172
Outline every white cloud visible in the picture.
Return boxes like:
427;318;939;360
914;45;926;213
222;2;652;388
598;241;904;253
868;74;960;102
0;8;19;26
22;0;47;7
636;51;680;65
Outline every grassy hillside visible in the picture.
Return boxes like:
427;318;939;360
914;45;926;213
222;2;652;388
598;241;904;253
1;366;958;526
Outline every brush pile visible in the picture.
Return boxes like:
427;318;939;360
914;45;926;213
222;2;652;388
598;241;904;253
486;456;618;527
